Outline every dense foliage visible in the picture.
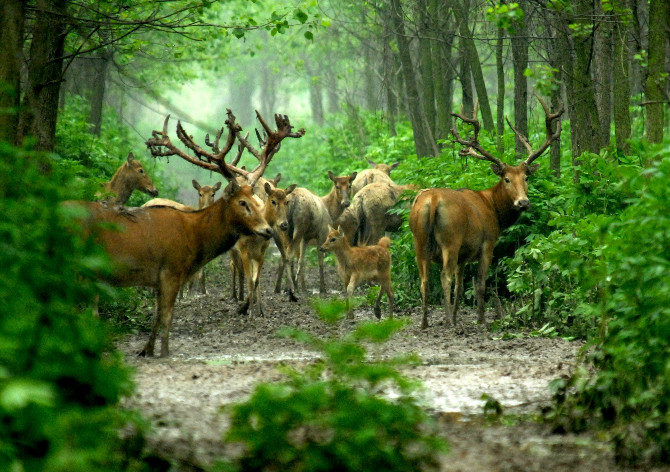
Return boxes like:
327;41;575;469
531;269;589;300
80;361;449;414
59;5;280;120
218;302;447;472
0;143;141;471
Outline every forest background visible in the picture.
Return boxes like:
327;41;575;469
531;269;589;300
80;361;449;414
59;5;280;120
1;0;670;470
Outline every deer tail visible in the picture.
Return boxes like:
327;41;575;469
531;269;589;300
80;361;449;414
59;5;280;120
378;236;391;249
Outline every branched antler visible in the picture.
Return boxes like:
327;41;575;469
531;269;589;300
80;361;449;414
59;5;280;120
451;101;505;169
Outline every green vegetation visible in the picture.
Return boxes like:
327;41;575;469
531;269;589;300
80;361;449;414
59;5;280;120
0;143;143;471
217;302;447;472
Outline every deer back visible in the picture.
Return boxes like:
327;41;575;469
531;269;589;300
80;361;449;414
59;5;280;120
287;187;331;245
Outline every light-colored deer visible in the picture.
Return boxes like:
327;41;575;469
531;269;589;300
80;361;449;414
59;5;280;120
320;225;394;320
351;158;399;195
274;171;356;298
230;182;297;316
72;109;304;357
97;152;158;205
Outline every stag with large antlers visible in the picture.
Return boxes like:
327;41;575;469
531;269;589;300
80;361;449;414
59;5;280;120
73;110;304;357
409;95;563;329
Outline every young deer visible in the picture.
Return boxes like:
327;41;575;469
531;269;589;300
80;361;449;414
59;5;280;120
320;225;394;320
98;152;158;205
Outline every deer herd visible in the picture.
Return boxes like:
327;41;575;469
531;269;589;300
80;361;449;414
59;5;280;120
71;97;563;357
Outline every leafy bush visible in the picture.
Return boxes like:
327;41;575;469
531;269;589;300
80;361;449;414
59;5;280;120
217;301;447;471
0;144;140;471
548;153;670;465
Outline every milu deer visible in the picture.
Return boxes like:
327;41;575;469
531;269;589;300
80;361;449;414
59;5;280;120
75;109;304;357
351;158;399;195
336;181;416;246
409;95;563;329
320;225;394;320
230;182;297;316
273;171;357;298
142;179;222;297
97;152;158;205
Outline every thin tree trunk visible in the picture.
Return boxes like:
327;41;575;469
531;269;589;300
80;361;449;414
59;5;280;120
496;25;505;153
415;0;436;138
89;51;111;136
305;59;325;126
432;1;455;144
0;0;25;146
510;0;529;157
593;2;613;148
18;0;68;152
389;0;437;157
644;0;669;144
455;0;494;132
612;0;633;155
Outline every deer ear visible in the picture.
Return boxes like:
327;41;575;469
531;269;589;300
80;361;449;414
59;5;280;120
328;170;335;181
525;163;540;175
350;171;357;181
126;152;135;163
224;179;241;198
192;179;201;190
273;173;282;185
213;182;222;191
337;225;344;236
264;182;272;195
367;158;376;167
328;224;336;232
390;161;400;170
490;163;505;177
285;184;297;195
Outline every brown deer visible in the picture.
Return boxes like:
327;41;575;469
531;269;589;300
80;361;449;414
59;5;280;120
98;152;158;205
336;181;416;246
74;110;304;357
230;182;297;316
351;158;399;195
142;179;223;296
320;225;394;320
273;171;357;298
409;95;563;329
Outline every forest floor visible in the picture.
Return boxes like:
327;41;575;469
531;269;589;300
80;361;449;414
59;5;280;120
115;253;663;472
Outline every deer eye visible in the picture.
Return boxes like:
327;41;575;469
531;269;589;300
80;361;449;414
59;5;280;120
271;200;277;206
330;238;337;243
504;177;510;183
139;169;144;174
239;200;247;207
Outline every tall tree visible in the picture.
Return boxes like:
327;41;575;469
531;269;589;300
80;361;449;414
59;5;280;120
0;0;24;145
593;1;614;149
612;0;633;155
644;0;670;144
510;0;529;156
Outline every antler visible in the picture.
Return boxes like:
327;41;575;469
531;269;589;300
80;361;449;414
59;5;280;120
233;110;306;187
506;93;564;166
145;109;243;181
451;102;506;169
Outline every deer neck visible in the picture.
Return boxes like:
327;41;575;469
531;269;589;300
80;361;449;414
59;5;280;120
106;168;133;205
194;197;242;259
482;182;522;231
321;187;344;221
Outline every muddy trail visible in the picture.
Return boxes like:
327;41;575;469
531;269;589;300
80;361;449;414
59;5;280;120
115;253;637;472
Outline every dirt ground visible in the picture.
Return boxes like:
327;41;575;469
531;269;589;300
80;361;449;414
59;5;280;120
115;253;655;472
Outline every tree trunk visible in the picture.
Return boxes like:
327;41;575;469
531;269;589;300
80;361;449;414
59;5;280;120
389;0;437;157
593;2;613;149
644;0;669;145
415;0;436;137
546;24;564;176
305;59;325;126
18;0;68;152
89;51;111;136
455;0;494;132
0;0;25;146
612;0;633;156
432;1;455;145
496;25;505;153
510;0;529;157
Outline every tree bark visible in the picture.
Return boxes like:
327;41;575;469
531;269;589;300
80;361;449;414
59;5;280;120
455;0;494;132
18;0;69;152
510;0;529;157
389;0;437;157
593;2;613;149
612;0;633;156
415;0;436;137
432;1;455;145
305;59;325;126
0;0;25;146
644;0;669;144
496;25;505;153
88;51;111;136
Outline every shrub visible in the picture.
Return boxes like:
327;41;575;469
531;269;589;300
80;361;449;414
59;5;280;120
0;144;139;471
217;302;447;471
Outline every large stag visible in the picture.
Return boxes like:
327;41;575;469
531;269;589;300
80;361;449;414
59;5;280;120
409;95;563;329
97;152;158;205
76;110;303;357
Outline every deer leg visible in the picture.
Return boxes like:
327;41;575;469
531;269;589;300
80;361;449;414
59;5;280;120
345;274;360;320
230;258;238;300
415;250;430;329
255;257;266;317
141;273;180;358
452;264;465;321
317;246;326;294
381;279;394;319
440;248;457;325
475;245;494;324
374;287;383;320
238;253;254;315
